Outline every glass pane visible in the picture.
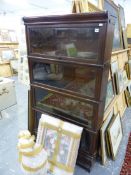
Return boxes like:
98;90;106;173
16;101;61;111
34;88;93;127
32;61;96;98
29;25;104;60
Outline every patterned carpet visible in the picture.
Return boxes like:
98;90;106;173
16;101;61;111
120;133;131;175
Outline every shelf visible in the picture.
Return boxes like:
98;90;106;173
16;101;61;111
0;42;19;45
112;48;130;55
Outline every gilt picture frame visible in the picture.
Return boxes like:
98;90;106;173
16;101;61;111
124;89;131;107
111;60;119;75
122;70;128;89
105;80;114;109
114;70;124;94
100;110;114;165
107;113;123;160
127;81;131;96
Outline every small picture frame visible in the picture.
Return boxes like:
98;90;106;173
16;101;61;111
114;70;124;94
118;5;128;49
105;80;114;109
107;113;123;160
124;62;130;79
9;30;17;42
128;60;131;78
2;50;14;60
65;43;77;57
100;110;114;165
127;81;131;96
1;29;10;42
124;89;131;107
122;70;128;89
111;60;119;75
104;0;123;51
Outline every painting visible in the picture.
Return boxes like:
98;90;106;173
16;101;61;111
2;50;14;60
124;89;131;107
111;60;119;75
122;70;128;89
65;43;77;57
100;110;114;165
127;81;131;96
124;62;130;79
88;0;104;10
105;80;114;109
1;29;10;42
114;70;124;94
107;113;123;160
128;60;131;78
118;4;128;49
9;30;17;42
104;0;123;51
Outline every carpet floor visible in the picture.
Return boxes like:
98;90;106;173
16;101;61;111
120;133;131;175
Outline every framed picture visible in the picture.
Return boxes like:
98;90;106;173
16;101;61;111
0;62;12;77
118;5;128;49
9;30;17;42
105;80;114;109
124;62;130;79
127;81;131;96
122;70;128;89
107;113;123;160
104;0;123;51
114;70;124;94
111;60;119;75
100;110;114;165
124;89;131;107
1;29;10;42
128;60;131;78
2;50;14;60
65;43;77;57
88;0;104;9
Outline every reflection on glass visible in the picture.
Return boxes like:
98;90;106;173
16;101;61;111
33;62;96;98
35;88;93;127
29;25;103;59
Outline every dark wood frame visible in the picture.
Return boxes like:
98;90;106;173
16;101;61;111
23;12;115;171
